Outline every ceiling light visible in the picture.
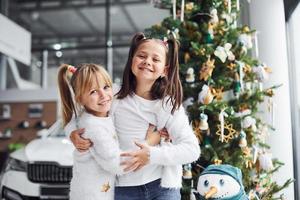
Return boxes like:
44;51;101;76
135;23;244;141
56;51;62;58
53;43;62;50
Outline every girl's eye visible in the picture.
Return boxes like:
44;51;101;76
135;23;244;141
138;54;145;58
103;85;110;90
219;179;225;186
153;58;160;62
90;90;97;95
204;180;209;187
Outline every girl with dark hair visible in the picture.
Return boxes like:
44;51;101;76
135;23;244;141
68;33;200;200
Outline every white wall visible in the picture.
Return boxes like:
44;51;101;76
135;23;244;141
287;3;300;200
249;0;294;199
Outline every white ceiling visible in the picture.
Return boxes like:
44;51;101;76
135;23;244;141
9;0;170;80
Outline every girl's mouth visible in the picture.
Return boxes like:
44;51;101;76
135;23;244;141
139;66;154;72
98;100;110;105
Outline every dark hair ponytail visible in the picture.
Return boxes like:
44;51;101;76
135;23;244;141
163;37;183;113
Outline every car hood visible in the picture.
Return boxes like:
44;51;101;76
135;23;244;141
25;137;74;166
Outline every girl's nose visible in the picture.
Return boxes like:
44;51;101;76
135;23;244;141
98;88;105;97
143;58;151;65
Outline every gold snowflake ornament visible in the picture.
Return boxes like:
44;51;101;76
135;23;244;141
101;182;111;192
216;123;236;143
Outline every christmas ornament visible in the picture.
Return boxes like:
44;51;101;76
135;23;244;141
186;67;195;83
267;97;276;127
243;64;252;74
183;163;193;179
180;0;185;21
199;57;215;81
194;164;249;200
184;52;191;63
211;87;224;101
238;34;253;49
199;113;209;131
265;88;274;97
172;0;176;20
214;43;235;63
258;152;274;171
207;22;215;40
242;116;256;129
252;64;272;82
252;145;258;164
221;12;235;25
218;109;228;142
210;8;219;24
214;159;222;165
185;2;194;12
227;62;236;70
199;48;206;56
192;120;203;143
242;146;251;157
198;85;214;105
216;123;236;143
245;159;253;169
239;130;247;148
242;26;250;33
233;72;242;97
224;0;232;13
253;32;259;57
205;32;214;44
237;61;245;92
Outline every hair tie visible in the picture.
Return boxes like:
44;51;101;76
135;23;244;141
67;65;77;73
142;34;168;49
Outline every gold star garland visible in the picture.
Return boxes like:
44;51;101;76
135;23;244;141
214;159;222;165
192;120;203;144
199;57;215;81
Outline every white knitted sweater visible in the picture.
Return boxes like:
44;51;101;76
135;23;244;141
67;112;122;200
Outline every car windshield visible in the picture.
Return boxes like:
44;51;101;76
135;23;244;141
47;120;66;138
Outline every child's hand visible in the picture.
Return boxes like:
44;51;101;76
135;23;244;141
158;128;171;142
70;128;93;152
145;124;161;146
120;141;150;172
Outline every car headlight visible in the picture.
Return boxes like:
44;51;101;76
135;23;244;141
5;157;27;172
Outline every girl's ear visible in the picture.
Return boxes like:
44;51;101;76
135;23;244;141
76;95;83;105
162;66;169;77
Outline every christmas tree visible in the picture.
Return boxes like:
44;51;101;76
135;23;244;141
146;0;292;199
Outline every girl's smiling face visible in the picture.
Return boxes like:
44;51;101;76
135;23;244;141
80;74;113;117
131;40;168;84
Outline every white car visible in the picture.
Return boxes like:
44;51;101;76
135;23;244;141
0;120;74;200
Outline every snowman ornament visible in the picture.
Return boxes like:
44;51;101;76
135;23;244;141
194;164;249;200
